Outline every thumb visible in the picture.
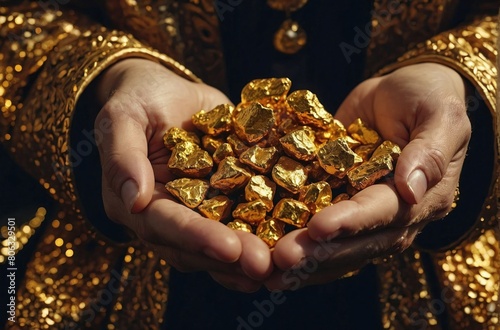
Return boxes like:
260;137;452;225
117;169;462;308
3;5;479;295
394;108;469;205
96;100;155;213
394;140;446;204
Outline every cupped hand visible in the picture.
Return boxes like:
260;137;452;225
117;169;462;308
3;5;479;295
93;58;272;292
267;63;471;290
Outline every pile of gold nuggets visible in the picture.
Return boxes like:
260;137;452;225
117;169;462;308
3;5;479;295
164;78;400;248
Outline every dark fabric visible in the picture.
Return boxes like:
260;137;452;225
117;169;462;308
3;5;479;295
164;264;382;330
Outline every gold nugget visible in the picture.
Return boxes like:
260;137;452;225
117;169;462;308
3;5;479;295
165;178;209;208
272;156;308;193
202;135;224;153
227;219;253;233
256;218;285;248
273;198;310;228
241;78;292;105
299;181;332;214
163;127;200;150
287;90;334;128
234;102;275;144
168;141;213;178
347;154;393;190
279;127;317;161
213;143;234;164
227;133;249;156
192;104;234;136
239;145;280;174
317;138;363;178
306;161;331;182
316;119;347;143
232;200;268;225
245;175;276;211
354;144;379;161
210;156;253;194
371;140;401;162
347;118;381;145
198;195;233;221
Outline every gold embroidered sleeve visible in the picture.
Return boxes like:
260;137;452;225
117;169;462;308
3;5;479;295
0;2;198;220
376;16;500;329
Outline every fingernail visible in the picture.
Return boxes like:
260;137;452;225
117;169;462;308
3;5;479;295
121;179;139;212
407;169;427;204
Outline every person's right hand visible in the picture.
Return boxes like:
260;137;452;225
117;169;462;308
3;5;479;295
93;58;272;292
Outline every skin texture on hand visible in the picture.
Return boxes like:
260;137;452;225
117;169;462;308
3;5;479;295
266;63;471;290
93;58;272;292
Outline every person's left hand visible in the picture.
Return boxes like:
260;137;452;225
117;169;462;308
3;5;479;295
265;63;471;290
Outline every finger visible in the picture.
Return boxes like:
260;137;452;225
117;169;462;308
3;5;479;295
334;77;381;126
394;94;470;204
96;95;154;213
307;182;408;241
209;272;263;293
152;246;245;274
267;226;419;290
234;231;273;280
132;189;242;263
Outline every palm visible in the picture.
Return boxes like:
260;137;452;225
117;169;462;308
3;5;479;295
267;63;471;290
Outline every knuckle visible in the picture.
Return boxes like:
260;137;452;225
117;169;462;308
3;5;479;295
425;147;447;183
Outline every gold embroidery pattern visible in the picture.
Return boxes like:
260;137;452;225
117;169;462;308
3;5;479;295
367;0;456;75
376;249;440;329
433;228;500;329
106;246;171;329
7;210;125;329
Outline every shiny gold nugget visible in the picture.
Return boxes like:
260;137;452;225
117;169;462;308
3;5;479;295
354;144;379;161
232;200;268;225
192;104;234;136
245;175;276;211
347;154;393;190
287;90;334;128
273;198;310;228
213;143;234;164
371;140;401;162
347;118;381;145
234;102;275;144
163;127;200;150
272;156;308;193
168;141;213;178
316;119;347;143
210;156;253;194
239;145;280;174
317;138;362;178
197;195;233;221
165;178;209;208
306;161;331;182
227;219;253;233
227;133;249;156
241;77;292;104
279;127;317;162
299;181;332;214
202;135;224;153
257;218;285;248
